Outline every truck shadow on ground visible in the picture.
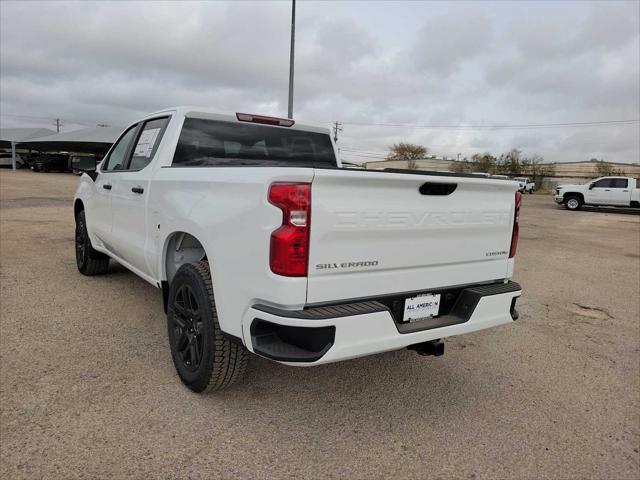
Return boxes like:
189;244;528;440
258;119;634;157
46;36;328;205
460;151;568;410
104;259;492;419
201;350;492;438
551;205;640;216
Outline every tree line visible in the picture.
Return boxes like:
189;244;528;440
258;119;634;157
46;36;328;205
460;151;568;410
448;150;556;182
386;143;556;182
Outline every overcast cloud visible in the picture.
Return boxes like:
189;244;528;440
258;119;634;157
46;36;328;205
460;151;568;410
1;0;638;163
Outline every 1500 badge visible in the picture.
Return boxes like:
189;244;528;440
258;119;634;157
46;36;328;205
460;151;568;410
316;260;379;270
485;250;508;257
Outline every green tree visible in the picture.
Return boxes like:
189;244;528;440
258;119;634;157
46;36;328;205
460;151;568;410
470;153;497;174
498;148;523;176
594;159;625;176
449;160;471;173
386;143;427;170
522;154;555;186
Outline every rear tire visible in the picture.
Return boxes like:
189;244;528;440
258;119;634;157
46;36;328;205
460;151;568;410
167;261;248;393
75;210;110;275
565;195;582;211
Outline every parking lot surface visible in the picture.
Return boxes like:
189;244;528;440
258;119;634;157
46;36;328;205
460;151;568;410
1;170;639;479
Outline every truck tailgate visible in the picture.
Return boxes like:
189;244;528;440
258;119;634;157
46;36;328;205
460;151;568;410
307;169;517;304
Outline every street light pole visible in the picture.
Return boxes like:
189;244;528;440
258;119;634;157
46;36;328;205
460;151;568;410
287;0;296;119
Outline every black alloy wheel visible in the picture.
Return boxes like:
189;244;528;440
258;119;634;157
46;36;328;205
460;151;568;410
170;284;204;372
75;213;87;266
166;261;248;392
74;210;109;275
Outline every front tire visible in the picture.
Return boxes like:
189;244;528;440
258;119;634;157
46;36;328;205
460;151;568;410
75;210;110;275
565;195;583;211
167;261;248;393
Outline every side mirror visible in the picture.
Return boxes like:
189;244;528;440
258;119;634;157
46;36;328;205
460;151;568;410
72;157;99;180
589;183;595;190
75;164;98;181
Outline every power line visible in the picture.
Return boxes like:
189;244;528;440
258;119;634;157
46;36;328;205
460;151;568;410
338;119;640;130
1;113;96;127
340;147;387;154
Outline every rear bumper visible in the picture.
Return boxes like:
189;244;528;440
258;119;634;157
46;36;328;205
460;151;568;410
243;281;522;365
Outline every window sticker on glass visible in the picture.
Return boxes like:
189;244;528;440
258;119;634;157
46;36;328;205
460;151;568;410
134;128;161;158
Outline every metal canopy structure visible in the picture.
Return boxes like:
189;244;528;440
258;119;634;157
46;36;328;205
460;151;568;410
0;128;57;146
20;126;124;154
0;128;58;169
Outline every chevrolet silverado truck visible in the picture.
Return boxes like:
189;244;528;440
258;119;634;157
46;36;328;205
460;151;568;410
73;107;523;393
514;177;535;194
554;176;640;210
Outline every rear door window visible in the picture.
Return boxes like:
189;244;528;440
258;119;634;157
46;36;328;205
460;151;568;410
172;118;337;168
127;117;169;171
610;178;628;188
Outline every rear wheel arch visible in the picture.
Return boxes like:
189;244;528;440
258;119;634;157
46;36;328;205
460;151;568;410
163;232;208;286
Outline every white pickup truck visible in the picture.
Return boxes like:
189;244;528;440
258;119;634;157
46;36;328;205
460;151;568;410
73;107;523;393
514;177;535;194
554;176;640;210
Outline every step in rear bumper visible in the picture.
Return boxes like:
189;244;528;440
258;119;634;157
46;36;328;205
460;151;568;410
243;281;522;365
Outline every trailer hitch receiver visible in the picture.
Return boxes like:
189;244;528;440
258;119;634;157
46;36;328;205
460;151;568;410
408;339;444;357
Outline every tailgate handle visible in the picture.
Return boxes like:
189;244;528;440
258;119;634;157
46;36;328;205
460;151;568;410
419;182;457;196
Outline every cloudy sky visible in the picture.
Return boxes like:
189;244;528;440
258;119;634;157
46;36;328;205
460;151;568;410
1;0;639;164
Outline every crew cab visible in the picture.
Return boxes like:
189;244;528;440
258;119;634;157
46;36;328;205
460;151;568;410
514;177;535;194
73;107;523;393
554;176;640;210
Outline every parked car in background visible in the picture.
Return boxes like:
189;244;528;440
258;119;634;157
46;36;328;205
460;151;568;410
31;154;70;172
73;107;523;393
0;152;24;168
514;177;535;194
554;176;640;210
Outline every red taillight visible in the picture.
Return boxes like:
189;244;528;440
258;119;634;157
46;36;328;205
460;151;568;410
269;183;311;276
236;112;295;127
509;191;522;258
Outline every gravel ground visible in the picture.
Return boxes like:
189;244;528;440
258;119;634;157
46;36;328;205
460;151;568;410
1;170;639;479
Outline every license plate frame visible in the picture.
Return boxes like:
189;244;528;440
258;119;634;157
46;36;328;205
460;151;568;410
402;293;441;323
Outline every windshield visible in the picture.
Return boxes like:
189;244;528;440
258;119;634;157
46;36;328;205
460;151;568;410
172;118;337;168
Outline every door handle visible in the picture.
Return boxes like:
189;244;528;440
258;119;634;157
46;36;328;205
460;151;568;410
604;189;610;191
623;190;629;192
102;184;112;190
131;186;144;194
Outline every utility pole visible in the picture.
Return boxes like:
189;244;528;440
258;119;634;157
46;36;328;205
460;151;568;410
332;121;343;143
287;0;296;119
53;118;62;133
